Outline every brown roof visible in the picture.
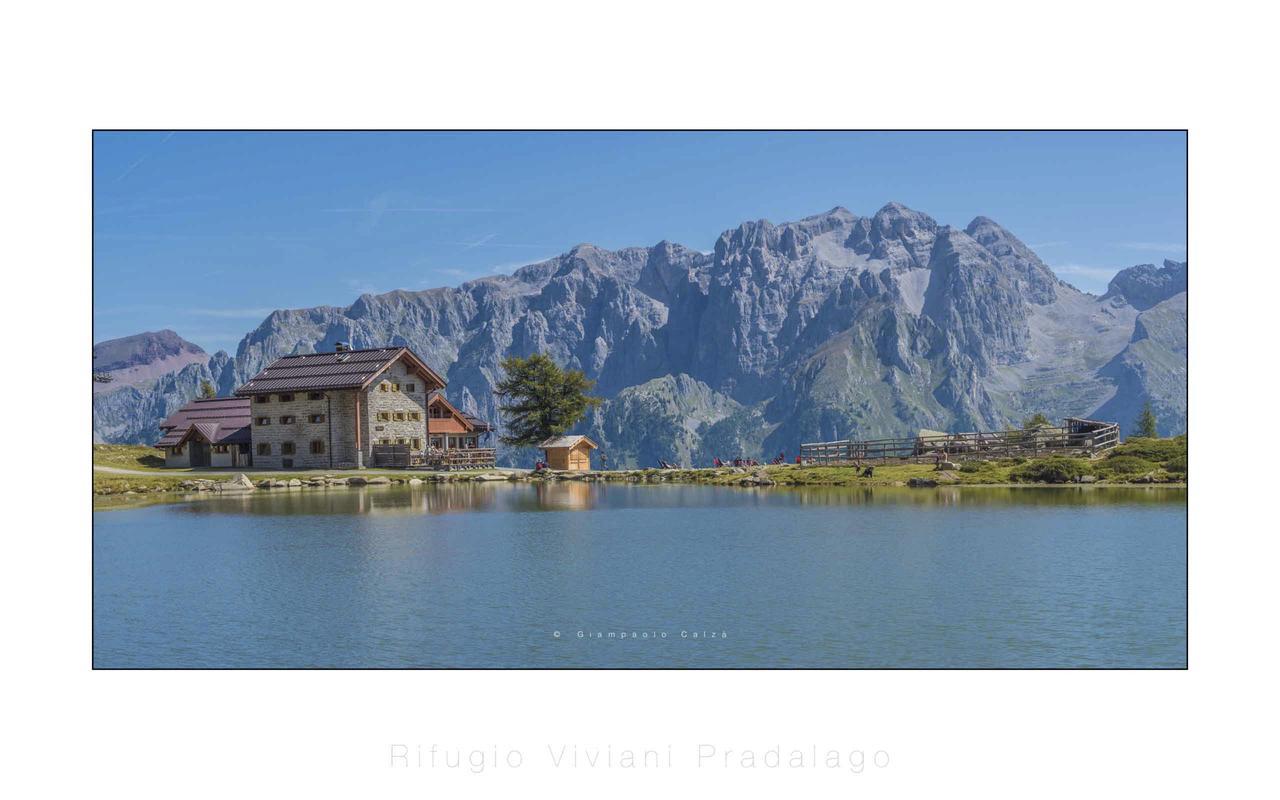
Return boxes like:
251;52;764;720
539;434;598;450
234;347;445;396
155;397;252;448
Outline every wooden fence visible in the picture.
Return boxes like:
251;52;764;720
428;448;497;470
370;445;498;470
799;417;1119;465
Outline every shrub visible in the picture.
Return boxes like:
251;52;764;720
994;457;1027;467
1101;455;1157;476
1010;456;1090;484
1164;454;1188;474
958;461;987;473
1109;435;1186;463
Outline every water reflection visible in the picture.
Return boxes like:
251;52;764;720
164;481;1186;517
94;481;1187;668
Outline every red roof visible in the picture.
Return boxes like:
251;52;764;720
234;347;445;395
155;397;252;448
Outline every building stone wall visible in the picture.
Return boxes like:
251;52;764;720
162;445;190;468
244;354;441;470
250;389;360;469
365;359;431;459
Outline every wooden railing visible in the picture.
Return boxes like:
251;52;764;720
800;418;1119;465
424;448;497;470
371;445;498;470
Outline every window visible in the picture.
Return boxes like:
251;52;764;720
430;406;443;418
406;383;416;393
377;411;390;422
214;445;228;453
409;411;421;421
392;382;400;391
378;437;391;445
310;440;326;454
281;442;296;455
309;414;325;423
411;438;422;450
396;437;407;445
308;392;323;401
279;415;296;424
257;443;271;456
430;436;443;449
256;417;270;426
379;383;389;392
255;395;270;404
278;393;295;402
393;411;406;421
173;446;183;455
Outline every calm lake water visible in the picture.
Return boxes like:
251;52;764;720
93;483;1186;668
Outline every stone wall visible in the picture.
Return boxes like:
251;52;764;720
162;445;189;468
250;389;359;469
245;356;439;470
366;360;431;458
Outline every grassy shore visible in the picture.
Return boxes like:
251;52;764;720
94;437;1185;502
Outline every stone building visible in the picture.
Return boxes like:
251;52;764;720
154;397;253;467
233;345;448;469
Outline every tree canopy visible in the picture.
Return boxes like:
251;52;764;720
198;380;217;399
493;353;601;447
1022;412;1052;430
1133;401;1159;438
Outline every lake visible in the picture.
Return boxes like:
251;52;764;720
93;483;1186;668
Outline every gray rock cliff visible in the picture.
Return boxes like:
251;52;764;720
93;205;1187;463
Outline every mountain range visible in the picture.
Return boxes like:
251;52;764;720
92;203;1187;465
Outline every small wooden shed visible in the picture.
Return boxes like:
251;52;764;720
539;434;598;471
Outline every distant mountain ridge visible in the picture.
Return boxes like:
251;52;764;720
92;203;1187;464
92;329;208;398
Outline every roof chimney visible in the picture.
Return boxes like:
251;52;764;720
335;341;351;352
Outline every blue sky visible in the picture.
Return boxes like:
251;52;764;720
93;131;1187;353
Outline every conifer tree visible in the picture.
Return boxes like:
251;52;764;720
493;354;601;447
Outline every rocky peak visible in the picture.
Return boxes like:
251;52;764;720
93;329;205;371
845;202;938;269
93;329;209;394
922;226;1031;369
1103;259;1188;310
964;215;1059;304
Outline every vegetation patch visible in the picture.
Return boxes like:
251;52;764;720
1009;456;1091;484
93;444;165;470
1097;455;1158;476
1106;435;1186;463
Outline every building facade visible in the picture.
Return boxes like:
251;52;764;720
426;391;491;450
540;434;597;471
234;346;447;469
154;345;496;470
155;397;253;467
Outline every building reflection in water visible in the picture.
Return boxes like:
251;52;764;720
173;480;612;517
160;481;1186;519
532;480;595;511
